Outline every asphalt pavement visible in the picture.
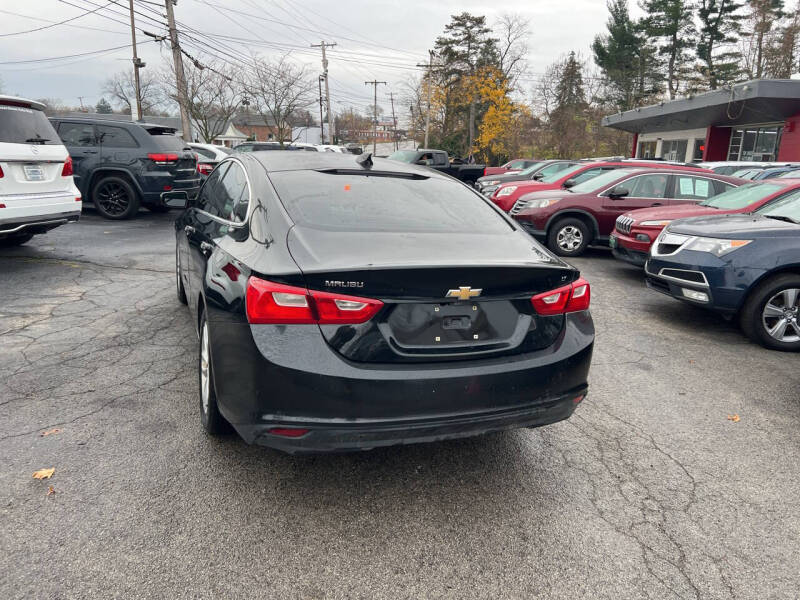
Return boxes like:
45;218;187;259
1;208;799;599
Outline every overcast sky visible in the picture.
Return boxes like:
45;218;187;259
0;0;643;117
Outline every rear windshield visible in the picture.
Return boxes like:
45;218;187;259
700;182;783;209
270;170;511;234
0;104;59;145
148;133;190;152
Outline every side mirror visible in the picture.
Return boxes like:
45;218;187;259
163;191;189;209
532;173;544;180
562;178;577;189
608;186;630;198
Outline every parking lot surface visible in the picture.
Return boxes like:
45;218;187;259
2;211;799;599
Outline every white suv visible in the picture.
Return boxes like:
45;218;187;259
0;96;81;247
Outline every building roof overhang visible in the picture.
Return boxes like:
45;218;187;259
602;79;800;134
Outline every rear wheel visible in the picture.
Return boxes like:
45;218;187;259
740;274;800;351
0;234;34;247
199;314;227;434
92;176;140;220
547;218;591;257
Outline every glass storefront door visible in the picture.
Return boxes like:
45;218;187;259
727;125;783;161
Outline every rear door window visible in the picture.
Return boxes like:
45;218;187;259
674;176;718;200
270;171;511;234
97;125;138;148
58;122;96;147
0;104;60;145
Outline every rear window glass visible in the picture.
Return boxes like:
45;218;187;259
148;133;189;152
270;171;511;234
0;104;59;145
701;183;783;209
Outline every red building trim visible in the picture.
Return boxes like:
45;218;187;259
777;113;800;162
630;133;638;158
703;127;731;161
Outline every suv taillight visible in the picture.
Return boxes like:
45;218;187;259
61;156;73;177
245;277;383;325
198;163;213;176
148;153;179;165
531;278;590;315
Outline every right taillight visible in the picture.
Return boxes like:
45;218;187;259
0;165;3;178
61;156;73;177
531;277;590;315
197;163;213;175
148;153;179;165
246;277;383;325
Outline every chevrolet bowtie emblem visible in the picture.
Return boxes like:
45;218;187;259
446;286;482;300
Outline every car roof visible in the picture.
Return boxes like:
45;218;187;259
0;95;46;111
251;151;442;177
48;114;169;130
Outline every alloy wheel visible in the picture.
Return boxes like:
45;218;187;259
96;182;129;216
557;226;583;252
762;288;800;343
200;322;210;415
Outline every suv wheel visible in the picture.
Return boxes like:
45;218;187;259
740;274;800;351
548;218;591;257
92;176;140;220
0;234;34;247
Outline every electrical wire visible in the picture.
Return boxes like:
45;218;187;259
0;2;117;37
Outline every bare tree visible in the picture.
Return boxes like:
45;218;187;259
244;55;317;146
495;13;530;87
103;69;163;115
161;59;242;143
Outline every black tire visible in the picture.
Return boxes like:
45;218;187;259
198;312;228;434
92;176;140;220
547;217;591;257
739;274;800;352
0;234;34;247
176;245;188;305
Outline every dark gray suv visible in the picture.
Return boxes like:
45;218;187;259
49;116;199;219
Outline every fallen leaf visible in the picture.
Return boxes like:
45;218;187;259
727;414;740;423
40;428;62;437
47;486;56;496
32;468;55;480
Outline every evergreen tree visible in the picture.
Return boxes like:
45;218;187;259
593;0;662;111
95;98;113;114
639;0;697;98
549;52;591;158
696;0;745;89
741;0;785;78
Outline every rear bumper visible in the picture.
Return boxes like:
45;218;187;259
238;389;587;454
140;173;200;206
208;310;595;453
0;209;80;238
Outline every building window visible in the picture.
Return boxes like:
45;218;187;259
661;139;688;162
693;139;704;161
727;125;783;161
637;141;657;158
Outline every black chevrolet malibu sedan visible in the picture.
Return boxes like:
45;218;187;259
167;152;594;453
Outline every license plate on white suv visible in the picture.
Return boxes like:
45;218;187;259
23;165;45;181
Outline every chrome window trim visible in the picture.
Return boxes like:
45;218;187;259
194;157;253;228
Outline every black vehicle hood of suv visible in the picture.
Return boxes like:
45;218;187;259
669;213;800;239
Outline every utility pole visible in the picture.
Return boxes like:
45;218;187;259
128;0;144;121
364;80;386;155
165;0;192;142
416;50;435;148
77;96;86;112
311;41;336;144
317;75;325;144
388;92;398;151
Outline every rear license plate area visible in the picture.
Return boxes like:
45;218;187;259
23;165;45;181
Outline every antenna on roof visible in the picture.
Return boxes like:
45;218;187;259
356;152;373;169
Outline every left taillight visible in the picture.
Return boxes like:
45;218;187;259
61;156;73;177
198;163;213;176
245;277;383;325
531;277;590;315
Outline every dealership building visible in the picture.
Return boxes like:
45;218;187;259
602;79;800;164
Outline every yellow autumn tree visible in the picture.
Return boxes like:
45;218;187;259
473;66;532;163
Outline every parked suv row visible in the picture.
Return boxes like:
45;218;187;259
49;116;200;219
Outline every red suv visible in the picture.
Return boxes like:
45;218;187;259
483;158;539;177
489;160;710;213
611;179;800;266
511;168;740;256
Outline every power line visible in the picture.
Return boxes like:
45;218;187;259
0;41;154;65
0;1;116;37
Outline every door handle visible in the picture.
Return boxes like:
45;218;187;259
650;202;663;206
200;241;214;254
84;150;98;154
184;225;196;234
